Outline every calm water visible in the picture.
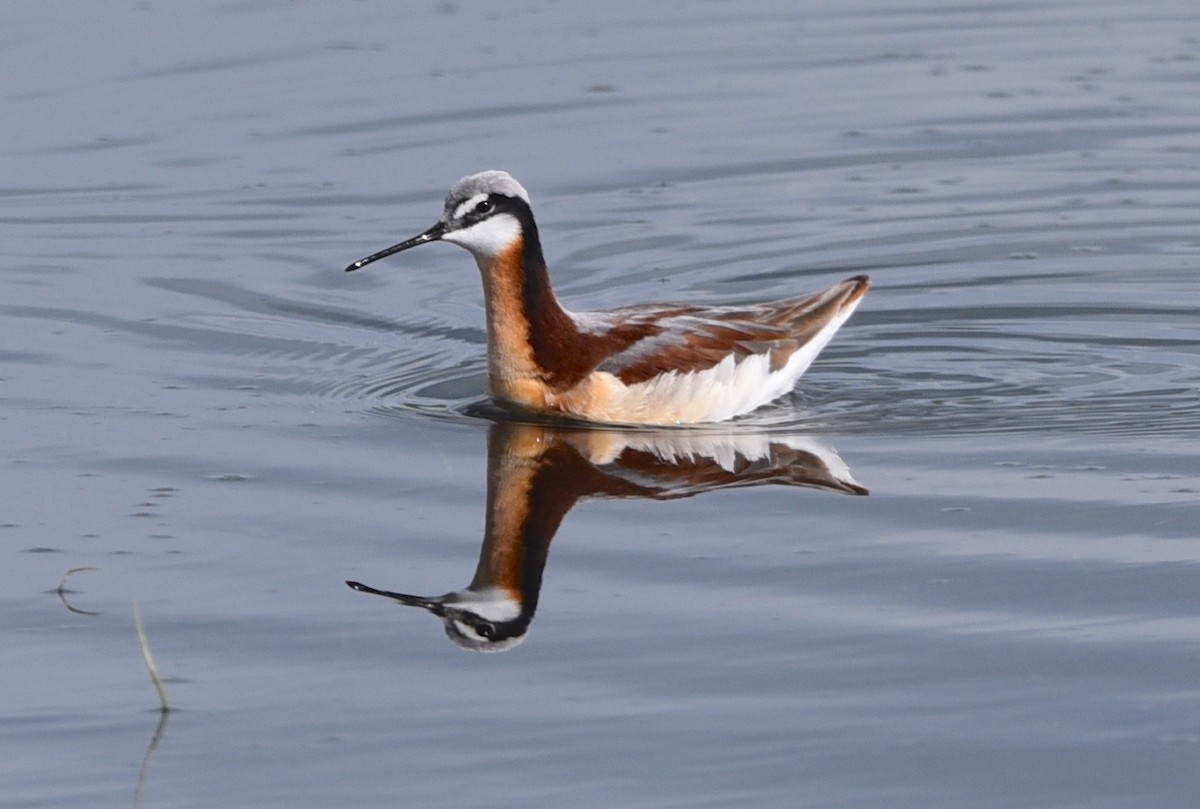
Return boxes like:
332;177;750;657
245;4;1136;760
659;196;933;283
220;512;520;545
4;1;1200;807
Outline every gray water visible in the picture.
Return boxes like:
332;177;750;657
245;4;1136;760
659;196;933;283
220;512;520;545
4;1;1200;807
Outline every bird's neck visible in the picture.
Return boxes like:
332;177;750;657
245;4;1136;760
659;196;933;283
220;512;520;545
474;219;594;400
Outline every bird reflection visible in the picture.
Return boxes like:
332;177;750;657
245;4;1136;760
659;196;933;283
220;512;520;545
348;419;866;652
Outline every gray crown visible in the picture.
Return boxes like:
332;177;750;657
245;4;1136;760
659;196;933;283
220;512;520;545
445;170;531;210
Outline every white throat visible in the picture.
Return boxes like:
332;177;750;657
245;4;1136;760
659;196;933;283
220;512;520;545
442;213;522;259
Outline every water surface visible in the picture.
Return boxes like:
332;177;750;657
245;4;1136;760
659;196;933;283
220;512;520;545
3;1;1199;807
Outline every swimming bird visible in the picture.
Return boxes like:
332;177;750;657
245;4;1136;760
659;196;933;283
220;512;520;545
345;171;868;425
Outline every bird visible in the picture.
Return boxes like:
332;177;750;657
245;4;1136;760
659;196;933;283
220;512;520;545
347;419;866;652
345;170;868;425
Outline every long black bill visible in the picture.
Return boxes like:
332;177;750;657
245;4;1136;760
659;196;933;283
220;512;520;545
346;580;445;616
344;221;446;272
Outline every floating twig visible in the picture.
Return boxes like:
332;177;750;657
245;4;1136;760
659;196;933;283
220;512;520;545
133;708;170;809
133;603;171;713
56;566;101;616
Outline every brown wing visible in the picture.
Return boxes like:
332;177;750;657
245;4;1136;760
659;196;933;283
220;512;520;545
605;442;869;496
596;275;869;385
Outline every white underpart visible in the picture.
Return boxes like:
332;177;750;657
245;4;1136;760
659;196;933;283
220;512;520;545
567;296;862;425
579;430;857;482
441;212;522;259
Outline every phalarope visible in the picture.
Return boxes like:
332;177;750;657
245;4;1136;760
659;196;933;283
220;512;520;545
345;170;869;425
348;420;866;652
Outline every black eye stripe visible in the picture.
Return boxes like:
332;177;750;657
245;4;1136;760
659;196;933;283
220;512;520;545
459;196;503;224
451;193;521;226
